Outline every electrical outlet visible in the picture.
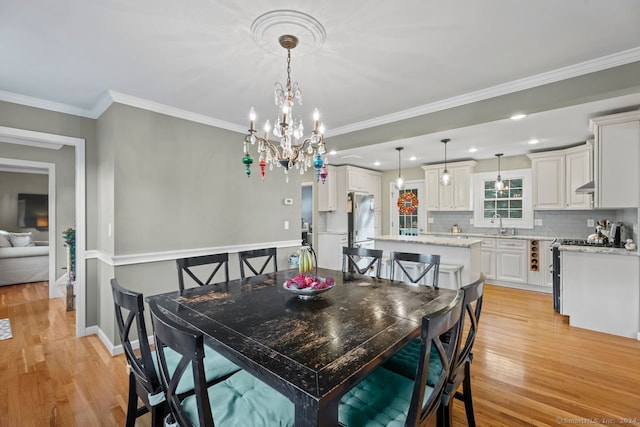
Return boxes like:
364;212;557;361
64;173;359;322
587;219;595;227
284;220;289;230
534;219;543;226
428;217;434;224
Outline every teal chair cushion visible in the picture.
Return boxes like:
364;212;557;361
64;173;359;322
153;345;240;395
182;369;295;427
383;338;443;386
339;366;434;427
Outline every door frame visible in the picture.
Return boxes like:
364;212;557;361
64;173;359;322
389;180;425;236
0;126;87;337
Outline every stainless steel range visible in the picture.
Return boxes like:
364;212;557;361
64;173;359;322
551;239;612;312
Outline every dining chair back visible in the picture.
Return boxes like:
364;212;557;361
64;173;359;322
176;253;229;293
389;251;441;288
111;278;166;427
438;273;486;427
342;246;383;277
148;300;295;427
238;247;278;279
338;291;465;426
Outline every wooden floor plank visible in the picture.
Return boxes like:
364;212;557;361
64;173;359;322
1;281;639;426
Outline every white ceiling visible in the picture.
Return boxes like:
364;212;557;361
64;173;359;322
2;0;640;169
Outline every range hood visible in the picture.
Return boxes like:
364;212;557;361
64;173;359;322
575;181;595;194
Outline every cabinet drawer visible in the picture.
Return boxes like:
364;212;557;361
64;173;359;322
481;238;496;249
497;239;527;250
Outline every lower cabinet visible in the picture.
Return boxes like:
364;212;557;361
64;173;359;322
480;238;496;280
317;232;348;270
496;239;528;284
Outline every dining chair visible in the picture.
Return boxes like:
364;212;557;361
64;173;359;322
238;247;278;279
389;251;441;288
338;291;465;426
111;279;240;427
438;273;486;427
342;246;383;277
176;253;229;293
148;299;295;427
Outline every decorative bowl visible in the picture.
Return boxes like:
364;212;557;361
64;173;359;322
283;274;335;300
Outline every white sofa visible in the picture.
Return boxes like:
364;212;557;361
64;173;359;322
0;231;49;286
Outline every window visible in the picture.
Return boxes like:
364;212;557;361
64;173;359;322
473;169;533;229
398;188;419;236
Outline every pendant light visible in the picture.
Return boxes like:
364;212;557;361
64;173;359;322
440;138;451;186
394;147;405;190
494;153;504;191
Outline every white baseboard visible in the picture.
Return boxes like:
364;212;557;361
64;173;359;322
85;325;155;356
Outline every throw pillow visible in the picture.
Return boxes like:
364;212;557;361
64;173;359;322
0;234;11;248
9;232;35;247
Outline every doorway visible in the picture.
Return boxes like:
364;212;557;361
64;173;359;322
301;182;313;245
0;126;87;336
389;180;425;236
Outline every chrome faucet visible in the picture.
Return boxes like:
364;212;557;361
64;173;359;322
491;213;506;234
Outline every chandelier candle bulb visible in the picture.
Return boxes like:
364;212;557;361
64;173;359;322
249;107;256;131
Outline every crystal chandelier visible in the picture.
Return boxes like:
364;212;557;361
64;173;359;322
242;34;328;184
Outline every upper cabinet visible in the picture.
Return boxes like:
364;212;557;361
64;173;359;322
422;161;477;211
527;143;593;210
318;165;381;212
590;111;640;209
317;165;338;211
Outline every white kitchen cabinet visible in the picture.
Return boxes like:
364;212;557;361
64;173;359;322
590;111;640;209
347;168;369;192
422;161;476;211
317;165;337;211
528;143;592;210
480;238;496;280
316;232;348;270
496;238;528;284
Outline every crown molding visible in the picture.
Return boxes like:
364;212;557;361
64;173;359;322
2;47;640;135
326;47;640;137
106;91;247;133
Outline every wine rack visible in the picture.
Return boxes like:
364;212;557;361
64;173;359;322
529;240;539;272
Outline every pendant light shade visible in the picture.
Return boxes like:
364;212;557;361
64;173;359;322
494;153;504;191
394;147;405;190
440;138;451;186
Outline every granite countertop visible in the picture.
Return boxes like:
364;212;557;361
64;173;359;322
422;232;556;241
559;245;640;257
373;235;483;248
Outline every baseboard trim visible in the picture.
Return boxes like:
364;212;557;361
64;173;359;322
86;325;156;356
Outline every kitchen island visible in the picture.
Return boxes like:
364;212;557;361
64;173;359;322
373;235;482;288
560;245;640;339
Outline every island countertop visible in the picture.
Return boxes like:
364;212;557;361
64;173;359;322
373;234;483;248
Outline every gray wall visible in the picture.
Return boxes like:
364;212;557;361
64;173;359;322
0;171;49;241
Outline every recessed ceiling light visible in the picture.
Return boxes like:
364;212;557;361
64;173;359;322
468;147;478;153
373;161;381;166
409;156;417;161
510;113;527;120
528;139;540;145
329;150;337;155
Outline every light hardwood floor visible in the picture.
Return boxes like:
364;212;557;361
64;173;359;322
1;281;639;426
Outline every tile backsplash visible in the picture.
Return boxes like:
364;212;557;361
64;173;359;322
428;209;639;242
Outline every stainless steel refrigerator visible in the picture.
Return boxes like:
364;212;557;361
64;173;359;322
347;192;375;249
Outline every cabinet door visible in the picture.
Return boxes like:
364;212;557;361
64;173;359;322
438;168;454;210
597;120;640;208
424;169;440;210
368;174;382;207
496;239;527;283
452;166;471;210
317;165;337;211
347;169;367;192
565;146;592;209
481;249;496;280
532;155;564;209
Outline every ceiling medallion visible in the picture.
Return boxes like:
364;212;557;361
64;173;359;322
250;10;326;56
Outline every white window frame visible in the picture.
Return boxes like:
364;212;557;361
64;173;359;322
473;168;533;229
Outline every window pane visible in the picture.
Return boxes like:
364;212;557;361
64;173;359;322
510;200;522;209
510;189;522;198
497;190;509;199
497;209;508;217
497;200;508;209
510;209;522;218
484;201;495;210
484;210;494;219
484;181;495;190
510;178;522;188
485;189;496;199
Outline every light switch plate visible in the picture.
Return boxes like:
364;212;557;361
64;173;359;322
283;198;293;205
428;217;434;223
587;219;595;227
284;220;289;230
534;219;543;226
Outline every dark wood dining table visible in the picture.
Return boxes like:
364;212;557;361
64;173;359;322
147;268;459;426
